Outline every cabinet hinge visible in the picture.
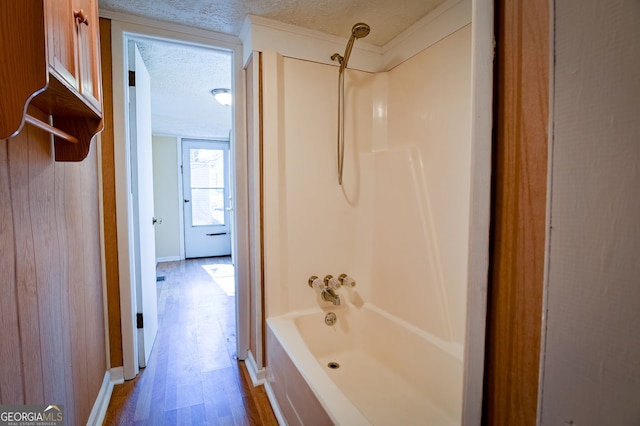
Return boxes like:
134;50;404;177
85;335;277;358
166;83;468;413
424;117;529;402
136;313;143;329
129;70;136;87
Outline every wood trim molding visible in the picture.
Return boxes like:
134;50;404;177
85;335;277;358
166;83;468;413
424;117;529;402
99;17;124;369
483;0;549;424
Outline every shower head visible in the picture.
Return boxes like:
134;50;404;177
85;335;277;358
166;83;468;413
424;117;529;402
333;22;371;72
351;23;371;39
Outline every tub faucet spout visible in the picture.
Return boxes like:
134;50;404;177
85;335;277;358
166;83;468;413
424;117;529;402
321;287;341;306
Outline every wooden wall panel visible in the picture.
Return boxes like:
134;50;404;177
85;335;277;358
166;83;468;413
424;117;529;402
99;17;123;368
0;108;106;424
66;161;89;426
8;121;44;403
0;121;23;403
484;0;549;424
27;109;66;406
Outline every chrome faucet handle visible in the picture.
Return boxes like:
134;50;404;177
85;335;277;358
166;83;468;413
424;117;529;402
338;274;356;288
324;275;341;291
308;275;324;290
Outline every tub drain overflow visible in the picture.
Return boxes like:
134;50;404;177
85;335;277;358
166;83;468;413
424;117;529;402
324;312;337;326
327;362;340;369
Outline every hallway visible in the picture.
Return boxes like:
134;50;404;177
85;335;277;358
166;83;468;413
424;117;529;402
104;257;277;425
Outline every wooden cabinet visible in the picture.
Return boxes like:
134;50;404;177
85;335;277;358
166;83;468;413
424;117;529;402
75;0;102;111
0;0;103;162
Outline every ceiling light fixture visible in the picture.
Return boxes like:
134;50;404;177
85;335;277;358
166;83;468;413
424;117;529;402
211;88;232;106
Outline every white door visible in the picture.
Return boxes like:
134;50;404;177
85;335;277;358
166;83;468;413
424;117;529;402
182;139;232;258
130;43;158;368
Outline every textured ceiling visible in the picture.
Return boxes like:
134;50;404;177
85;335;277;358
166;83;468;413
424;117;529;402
133;40;232;138
101;0;447;138
100;0;445;47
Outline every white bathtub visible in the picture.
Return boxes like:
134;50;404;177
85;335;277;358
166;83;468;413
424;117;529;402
266;304;463;425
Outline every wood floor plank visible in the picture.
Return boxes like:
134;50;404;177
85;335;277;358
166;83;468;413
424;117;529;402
105;257;277;426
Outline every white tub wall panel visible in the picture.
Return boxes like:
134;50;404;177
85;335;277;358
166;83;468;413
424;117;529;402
360;307;463;422
370;148;451;340
261;50;291;317
351;153;375;304
281;57;375;312
331;73;381;307
350;74;387;305
267;327;333;426
385;24;473;344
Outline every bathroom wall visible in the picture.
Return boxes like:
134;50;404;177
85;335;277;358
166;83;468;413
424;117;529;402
0;109;106;425
262;24;472;347
152;135;181;260
539;1;640;423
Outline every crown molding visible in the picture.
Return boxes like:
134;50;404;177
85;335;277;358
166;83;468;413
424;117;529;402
241;0;470;73
242;14;383;72
382;0;471;70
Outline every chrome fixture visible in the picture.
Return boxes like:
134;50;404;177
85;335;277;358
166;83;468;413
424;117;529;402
211;88;232;106
308;275;323;290
324;274;341;291
331;23;371;73
338;274;356;288
331;23;371;185
325;312;337;326
309;274;353;305
321;287;341;306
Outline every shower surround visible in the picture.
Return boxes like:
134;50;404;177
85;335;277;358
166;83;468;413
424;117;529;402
257;7;473;425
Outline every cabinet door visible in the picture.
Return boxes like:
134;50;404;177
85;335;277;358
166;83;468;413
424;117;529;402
45;0;78;89
74;0;101;112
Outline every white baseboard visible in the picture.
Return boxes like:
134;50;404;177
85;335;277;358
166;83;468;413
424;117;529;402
156;256;181;263
86;371;114;426
263;378;287;426
245;350;266;386
109;366;125;385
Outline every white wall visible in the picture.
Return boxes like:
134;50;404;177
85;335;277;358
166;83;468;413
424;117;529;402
152;135;181;261
539;1;640;424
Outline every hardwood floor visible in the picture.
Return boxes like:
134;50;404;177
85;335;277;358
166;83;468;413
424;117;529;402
104;257;277;425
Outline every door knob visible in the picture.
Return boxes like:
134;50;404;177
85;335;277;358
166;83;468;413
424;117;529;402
152;217;162;225
184;199;190;203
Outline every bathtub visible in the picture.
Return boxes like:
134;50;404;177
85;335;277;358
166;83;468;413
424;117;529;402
266;304;463;425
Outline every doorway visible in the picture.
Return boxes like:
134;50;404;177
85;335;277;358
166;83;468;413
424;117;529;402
182;139;232;258
109;19;250;381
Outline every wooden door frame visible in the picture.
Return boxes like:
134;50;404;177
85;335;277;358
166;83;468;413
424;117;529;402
102;15;250;380
483;0;550;424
